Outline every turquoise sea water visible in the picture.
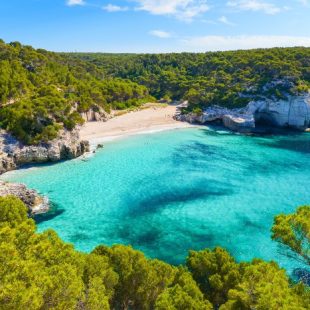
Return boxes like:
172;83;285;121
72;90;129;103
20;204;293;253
2;128;310;276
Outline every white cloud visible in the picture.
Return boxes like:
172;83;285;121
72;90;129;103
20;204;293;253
102;4;128;12
149;30;172;38
67;0;85;6
298;0;310;6
218;16;235;26
181;35;310;51
227;0;282;15
134;0;209;21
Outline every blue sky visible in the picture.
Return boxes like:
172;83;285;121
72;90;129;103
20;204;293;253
0;0;310;52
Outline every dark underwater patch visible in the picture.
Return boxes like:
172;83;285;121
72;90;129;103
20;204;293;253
70;232;91;242
107;223;163;248
293;268;310;286
172;140;220;164
258;134;310;155
178;225;216;248
126;182;233;218
241;216;265;231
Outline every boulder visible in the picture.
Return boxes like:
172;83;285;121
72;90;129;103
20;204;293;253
0;181;49;215
222;114;255;133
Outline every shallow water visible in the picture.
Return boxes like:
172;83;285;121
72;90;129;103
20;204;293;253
2;128;310;275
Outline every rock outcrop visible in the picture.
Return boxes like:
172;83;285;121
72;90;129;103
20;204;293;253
0;181;49;215
80;106;112;122
222;114;255;133
248;95;310;130
0;129;90;175
176;106;256;133
176;93;310;133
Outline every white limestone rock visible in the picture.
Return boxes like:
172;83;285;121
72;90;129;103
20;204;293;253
248;93;310;130
0;129;89;175
177;93;310;132
222;114;255;133
80;107;111;122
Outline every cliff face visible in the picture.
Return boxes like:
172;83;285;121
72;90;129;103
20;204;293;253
177;93;310;133
248;95;310;130
0;129;89;175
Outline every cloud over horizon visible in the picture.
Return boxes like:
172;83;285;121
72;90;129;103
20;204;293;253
181;35;310;52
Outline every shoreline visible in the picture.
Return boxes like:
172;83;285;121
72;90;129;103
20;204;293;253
86;123;199;150
79;104;198;149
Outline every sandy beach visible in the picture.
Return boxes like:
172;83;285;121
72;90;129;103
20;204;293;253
80;104;195;145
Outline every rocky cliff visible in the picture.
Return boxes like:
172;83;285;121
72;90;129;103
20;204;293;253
248;95;310;130
177;93;310;133
0;129;89;175
80;106;112;122
0;181;49;214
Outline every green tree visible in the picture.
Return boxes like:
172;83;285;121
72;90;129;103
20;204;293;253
272;206;310;265
220;260;308;310
93;245;176;310
187;247;241;308
155;268;213;310
0;196;31;227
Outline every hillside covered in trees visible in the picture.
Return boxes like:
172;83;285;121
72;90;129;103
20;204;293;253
0;39;309;145
0;40;150;145
0;196;309;310
67;47;310;110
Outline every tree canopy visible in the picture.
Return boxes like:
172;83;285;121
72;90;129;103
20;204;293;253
67;47;310;110
272;206;310;265
1;40;309;144
0;196;309;309
0;40;151;144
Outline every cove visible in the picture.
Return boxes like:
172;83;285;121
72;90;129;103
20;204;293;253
2;127;310;276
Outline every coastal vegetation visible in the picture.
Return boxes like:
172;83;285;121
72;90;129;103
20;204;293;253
0;39;309;145
0;40;150;144
67;47;310;111
0;196;309;310
272;206;310;265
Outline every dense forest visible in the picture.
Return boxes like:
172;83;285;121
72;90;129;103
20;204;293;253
0;40;309;145
67;47;310;110
0;40;151;144
0;196;309;309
